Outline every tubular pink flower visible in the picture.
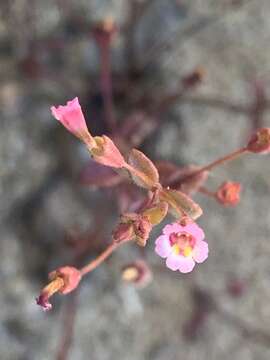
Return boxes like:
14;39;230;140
51;97;95;147
155;222;208;273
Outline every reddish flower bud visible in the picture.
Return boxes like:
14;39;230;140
215;181;241;206
49;266;82;295
113;222;134;244
92;17;117;46
181;66;205;89
36;266;81;311
247;128;270;154
122;260;152;288
116;213;153;247
133;215;153;247
91;135;126;168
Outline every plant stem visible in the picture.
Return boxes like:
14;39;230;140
56;292;78;360
80;242;119;276
198;186;216;198
180;147;248;184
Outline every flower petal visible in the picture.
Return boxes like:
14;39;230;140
163;223;183;236
193;240;209;263
155;235;171;258
166;253;183;271
185;223;205;241
166;253;196;273
51;97;89;138
178;257;195;273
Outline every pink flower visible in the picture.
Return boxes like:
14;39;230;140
51;97;95;147
155;222;208;273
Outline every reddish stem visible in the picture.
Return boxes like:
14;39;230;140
56;292;78;360
80;242;119;276
180;147;248;184
198;186;216;198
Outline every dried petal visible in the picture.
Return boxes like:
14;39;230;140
36;266;81;311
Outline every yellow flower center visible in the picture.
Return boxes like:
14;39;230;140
170;232;195;257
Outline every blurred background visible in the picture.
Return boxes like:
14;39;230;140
1;0;270;359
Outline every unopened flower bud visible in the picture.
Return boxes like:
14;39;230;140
49;266;82;294
116;213;153;247
91;135;126;168
92;17;117;46
36;266;81;311
247;128;270;154
215;181;241;206
133;215;153;247
122;260;152;288
113;222;134;244
181;66;205;89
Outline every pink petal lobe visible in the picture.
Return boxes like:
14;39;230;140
185;223;205;241
51;97;88;137
178;257;195;273
155;235;171;258
166;253;195;273
51;106;61;120
193;240;209;263
163;223;183;235
166;253;183;271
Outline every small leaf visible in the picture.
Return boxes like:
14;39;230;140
161;188;203;220
128;149;159;189
143;202;168;225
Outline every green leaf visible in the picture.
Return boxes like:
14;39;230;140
127;149;159;189
161;188;203;220
143;202;168;225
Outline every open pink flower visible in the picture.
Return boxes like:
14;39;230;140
155;222;208;273
51;97;95;147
